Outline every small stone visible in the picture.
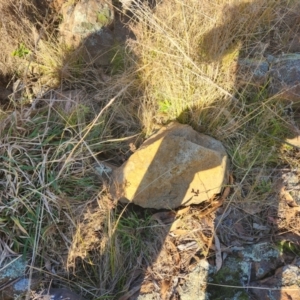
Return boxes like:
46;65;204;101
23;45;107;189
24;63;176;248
178;260;211;300
42;288;84;300
0;258;41;300
59;0;114;47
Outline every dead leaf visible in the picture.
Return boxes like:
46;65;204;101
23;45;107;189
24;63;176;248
176;206;190;216
170;218;183;232
242;203;263;215
229;174;234;185
198;231;212;246
177;241;198;251
281;187;299;207
161;280;171;300
214;234;222;272
221;185;231;200
253;223;269;231
140;281;155;294
129;142;136;152
201;215;215;230
167;239;180;264
171;229;189;236
199;200;223;217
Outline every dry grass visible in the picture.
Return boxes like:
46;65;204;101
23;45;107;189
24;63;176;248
1;0;300;299
0;0;95;106
0;0;59;80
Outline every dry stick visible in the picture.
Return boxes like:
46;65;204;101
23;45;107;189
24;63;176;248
0;256;23;274
206;282;300;291
0;277;22;292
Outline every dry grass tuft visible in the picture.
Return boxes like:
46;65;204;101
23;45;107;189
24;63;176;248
0;86;131;296
0;0;54;77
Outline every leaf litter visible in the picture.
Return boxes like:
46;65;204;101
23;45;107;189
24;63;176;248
119;168;300;300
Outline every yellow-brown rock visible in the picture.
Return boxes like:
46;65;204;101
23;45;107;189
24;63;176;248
110;122;229;209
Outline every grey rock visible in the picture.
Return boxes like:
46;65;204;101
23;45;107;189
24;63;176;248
281;171;300;205
269;54;300;103
237;58;269;86
59;0;116;66
250;264;300;300
205;243;283;299
178;260;211;300
41;288;85;300
0;258;42;300
59;0;114;46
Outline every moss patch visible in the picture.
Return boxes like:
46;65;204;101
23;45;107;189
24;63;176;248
207;256;249;300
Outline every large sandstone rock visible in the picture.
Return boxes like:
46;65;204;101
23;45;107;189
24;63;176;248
110;122;229;209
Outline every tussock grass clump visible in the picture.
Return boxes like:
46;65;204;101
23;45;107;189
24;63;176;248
67;202;160;298
0;0;92;105
129;0;292;165
0;0;56;78
0;88;126;293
